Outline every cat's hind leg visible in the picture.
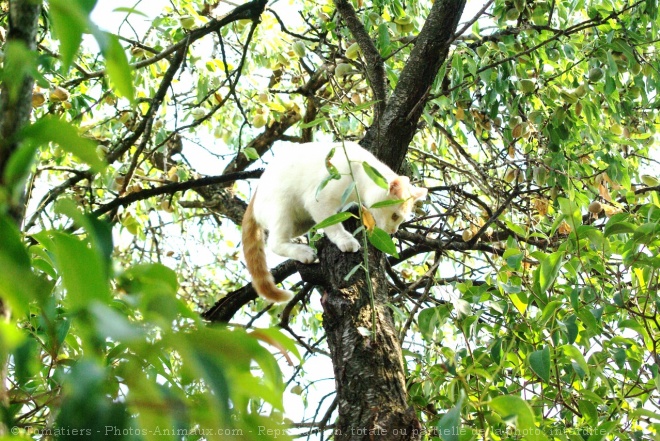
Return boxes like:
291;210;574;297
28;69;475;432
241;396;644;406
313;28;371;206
267;224;318;264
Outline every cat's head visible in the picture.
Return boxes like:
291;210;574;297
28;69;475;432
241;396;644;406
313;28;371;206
372;176;428;234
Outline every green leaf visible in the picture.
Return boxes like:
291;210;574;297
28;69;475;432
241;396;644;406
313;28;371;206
243;147;260;160
529;346;551;382
578;399;598;425
325;147;340;177
118;263;179;296
316;173;341;200
0;42;32;104
557;197;582;227
0;216;41;315
534;251;563;295
99;32;135;101
90;303;144;342
343;263;363;281
49;0;91;72
489;396;548;441
55;199;113;269
113;6;148;17
437;394;463;441
559;344;589;376
341;181;357;207
299;117;329;128
51;232;111;309
368;227;399;257
250;327;302;363
20;117;105;172
418;306;450;339
370;198;404;209
3;142;38;188
377;23;391;57
362;162;389;190
312;212;356;230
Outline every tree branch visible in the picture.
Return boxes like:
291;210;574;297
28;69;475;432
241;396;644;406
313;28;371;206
202;260;298;322
92;169;263;218
361;0;467;171
333;0;387;121
0;1;42;224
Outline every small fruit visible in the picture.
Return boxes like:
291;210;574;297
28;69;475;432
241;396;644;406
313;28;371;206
504;169;518;183
512;123;526;138
345;42;360;60
130;46;148;58
292;41;306;58
393;15;412;25
519;79;535;94
546;48;560;61
368;11;381;24
588;67;604;82
191;108;205;119
252;113;267;128
611;123;624;136
509;115;522;129
160;199;174;213
167;166;179;182
505;8;520;21
462;229;473;242
153;119;164;130
575;84;587;98
641;174;660;187
32;92;46;107
179;15;195;29
49;86;70;102
588;200;602;214
334;63;352;77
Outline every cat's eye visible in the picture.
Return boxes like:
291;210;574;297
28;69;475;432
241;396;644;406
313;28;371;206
391;213;400;221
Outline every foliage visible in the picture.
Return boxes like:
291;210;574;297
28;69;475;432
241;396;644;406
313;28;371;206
0;0;659;440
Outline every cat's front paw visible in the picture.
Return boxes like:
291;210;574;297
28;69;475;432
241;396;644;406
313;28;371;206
336;236;360;253
293;246;318;264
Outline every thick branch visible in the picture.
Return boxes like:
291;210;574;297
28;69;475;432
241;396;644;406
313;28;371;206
0;1;42;224
333;0;387;121
92;170;263;218
361;0;466;171
202;260;298;322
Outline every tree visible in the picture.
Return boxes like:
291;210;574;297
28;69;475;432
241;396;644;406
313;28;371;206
1;0;660;440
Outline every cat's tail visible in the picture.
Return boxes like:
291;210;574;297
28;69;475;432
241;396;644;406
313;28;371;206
242;194;293;303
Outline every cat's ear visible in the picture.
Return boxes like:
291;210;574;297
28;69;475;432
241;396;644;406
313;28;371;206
411;186;428;202
389;176;410;198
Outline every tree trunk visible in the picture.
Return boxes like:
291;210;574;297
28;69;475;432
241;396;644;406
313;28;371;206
0;0;42;225
311;1;466;439
304;218;422;441
0;0;42;433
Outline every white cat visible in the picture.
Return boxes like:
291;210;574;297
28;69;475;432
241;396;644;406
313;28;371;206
242;141;427;302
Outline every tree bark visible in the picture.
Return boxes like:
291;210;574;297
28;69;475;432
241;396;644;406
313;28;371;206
305;218;422;441
0;0;42;224
361;0;467;172
0;0;42;432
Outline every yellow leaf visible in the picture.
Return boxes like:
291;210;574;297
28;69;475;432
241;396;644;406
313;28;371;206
598;183;612;202
362;207;376;232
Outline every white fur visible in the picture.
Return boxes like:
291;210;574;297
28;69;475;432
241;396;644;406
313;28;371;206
251;142;427;263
